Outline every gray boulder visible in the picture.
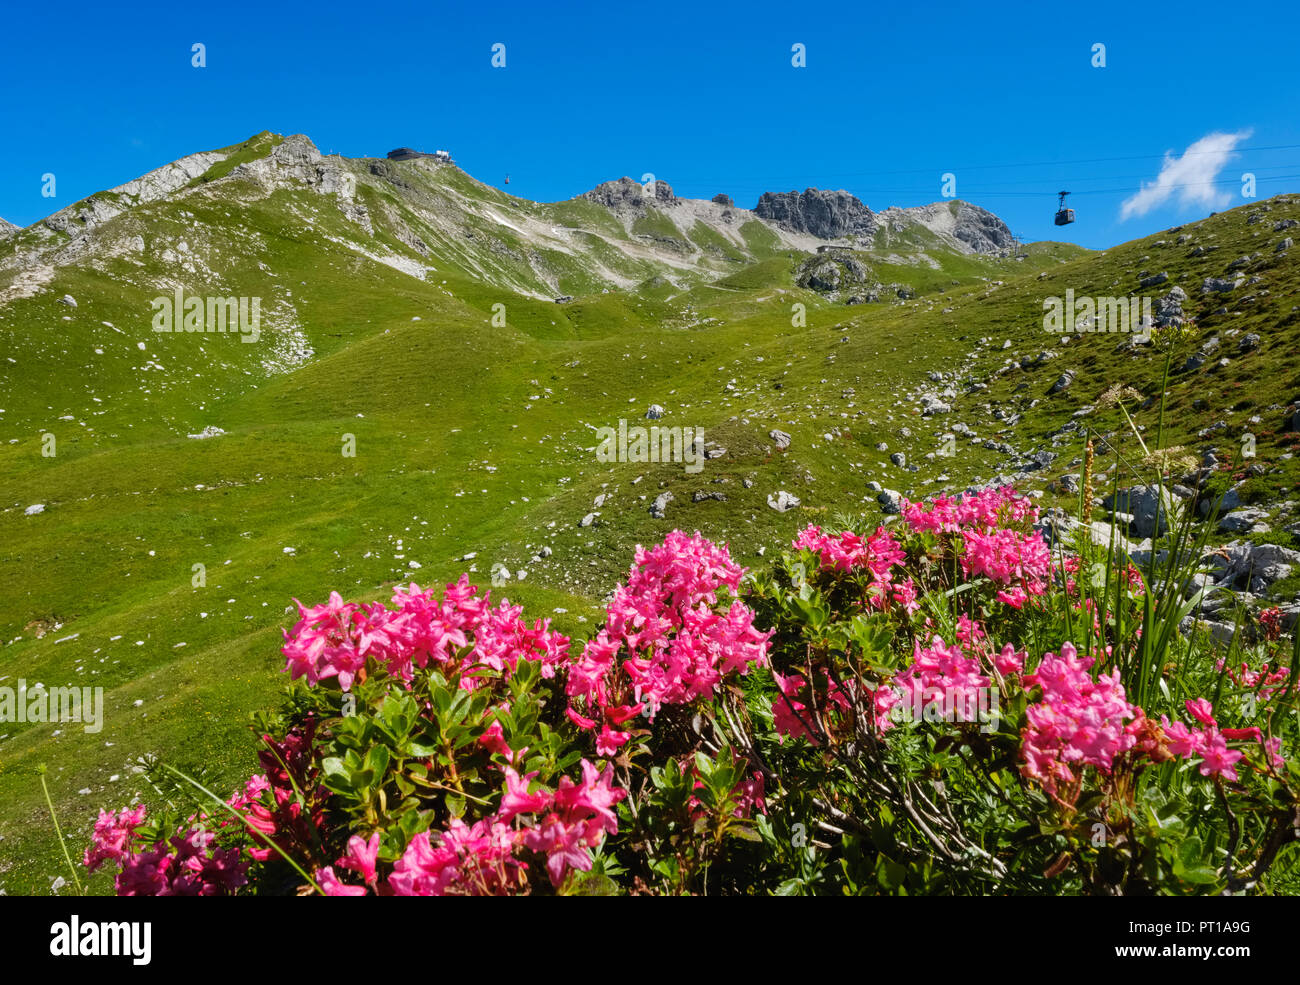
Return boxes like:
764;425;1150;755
1153;286;1187;327
767;490;802;513
1102;484;1181;539
1218;507;1269;533
1201;276;1239;294
649;492;674;519
1049;370;1076;394
876;489;903;514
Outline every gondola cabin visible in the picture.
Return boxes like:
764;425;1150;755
1054;191;1075;226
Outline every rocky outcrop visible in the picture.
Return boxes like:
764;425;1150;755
1103;484;1182;539
753;192;1012;254
0;217;18;239
36;148;225;243
881;200;1015;255
946;202;1015;254
753;188;879;240
1153;286;1188;327
796;250;871;293
232;134;357;198
583;177;675;212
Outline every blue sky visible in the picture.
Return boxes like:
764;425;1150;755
2;0;1298;247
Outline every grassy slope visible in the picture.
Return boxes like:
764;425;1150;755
0;152;1296;893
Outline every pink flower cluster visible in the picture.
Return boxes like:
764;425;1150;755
791;523;918;614
894;633;994;725
1020;642;1142;796
1019;649;1283;796
567;531;771;756
1258;607;1283;642
792;524;907;578
1160;699;1283;782
227;720;325;862
900;487;1051;608
961;527;1053;604
84;806;248;896
383;820;524;896
374;759;624;895
83;805;147;873
772;617;1026;746
900;486;1039;535
282;576;571;691
1216;655;1294;704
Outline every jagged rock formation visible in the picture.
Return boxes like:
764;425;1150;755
796;250;871;293
583;176;675;212
751;191;1012;255
878;201;1015;254
35;148;224;244
229;134;358;198
753;188;879;240
0;217;17;239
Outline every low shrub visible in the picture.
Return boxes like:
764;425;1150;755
79;490;1300;895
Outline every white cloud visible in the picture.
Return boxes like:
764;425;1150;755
1119;130;1252;221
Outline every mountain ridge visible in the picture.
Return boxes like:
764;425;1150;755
2;131;1022;303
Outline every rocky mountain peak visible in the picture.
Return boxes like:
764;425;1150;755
583;176;676;213
0;217;18;239
880;200;1015;254
752;188;879;240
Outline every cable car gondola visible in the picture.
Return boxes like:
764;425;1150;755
1054;191;1075;226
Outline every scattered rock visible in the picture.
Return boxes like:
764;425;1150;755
877;489;903;514
1102;484;1181;539
1218;507;1269;533
767;490;801;512
1201;276;1239;294
1049;370;1075;394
